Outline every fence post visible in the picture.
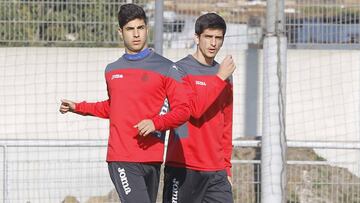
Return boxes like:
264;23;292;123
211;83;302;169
2;145;7;203
261;0;287;202
154;0;164;54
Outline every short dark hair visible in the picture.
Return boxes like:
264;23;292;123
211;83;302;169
118;4;147;29
195;13;226;36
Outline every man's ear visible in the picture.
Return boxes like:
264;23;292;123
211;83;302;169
118;28;123;39
194;34;199;45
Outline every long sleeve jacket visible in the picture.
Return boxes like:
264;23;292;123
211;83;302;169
75;50;190;163
166;55;233;176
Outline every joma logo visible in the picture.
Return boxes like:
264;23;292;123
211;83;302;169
118;168;131;195
111;74;124;80
195;80;206;86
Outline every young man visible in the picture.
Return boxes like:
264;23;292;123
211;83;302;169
59;4;190;203
163;13;235;203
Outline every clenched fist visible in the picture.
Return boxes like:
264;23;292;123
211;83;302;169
59;99;76;114
217;55;236;80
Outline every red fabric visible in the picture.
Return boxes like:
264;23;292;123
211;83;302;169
167;74;233;176
75;67;190;163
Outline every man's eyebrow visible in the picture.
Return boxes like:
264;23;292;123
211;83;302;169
203;34;223;37
124;25;145;29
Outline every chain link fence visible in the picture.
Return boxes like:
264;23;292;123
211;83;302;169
1;0;359;47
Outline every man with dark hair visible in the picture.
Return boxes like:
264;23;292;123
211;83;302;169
163;13;235;203
59;4;190;203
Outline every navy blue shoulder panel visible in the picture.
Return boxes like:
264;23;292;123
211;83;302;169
176;55;233;84
105;57;125;73
105;51;174;77
175;55;219;76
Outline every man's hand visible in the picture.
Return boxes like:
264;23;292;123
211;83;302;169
59;99;76;114
228;176;233;186
217;55;236;80
134;119;155;136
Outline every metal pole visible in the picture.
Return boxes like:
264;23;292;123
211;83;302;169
2;146;7;203
244;46;259;137
261;0;287;202
154;0;164;54
232;140;360;150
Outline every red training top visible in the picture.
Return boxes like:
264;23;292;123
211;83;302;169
75;49;190;163
166;55;233;176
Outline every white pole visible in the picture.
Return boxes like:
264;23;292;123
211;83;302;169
154;0;164;54
261;0;287;202
232;140;360;150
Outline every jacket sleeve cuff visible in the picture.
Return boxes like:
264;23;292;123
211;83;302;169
214;76;228;90
215;75;227;84
226;167;232;177
74;101;87;115
151;116;164;131
74;102;81;113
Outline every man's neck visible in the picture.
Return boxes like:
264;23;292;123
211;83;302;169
124;48;151;60
125;45;148;55
192;51;214;66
